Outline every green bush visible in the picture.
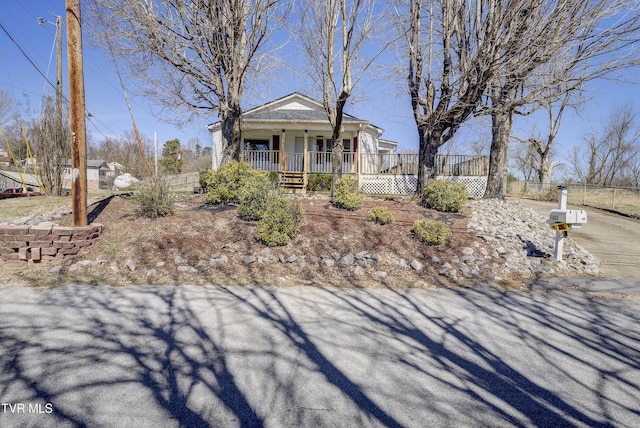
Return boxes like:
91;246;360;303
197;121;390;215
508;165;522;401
203;161;254;205
333;175;364;210
134;175;175;219
237;172;279;221
422;179;469;213
199;169;211;192
255;198;304;246
413;219;452;245
367;206;394;225
307;174;332;192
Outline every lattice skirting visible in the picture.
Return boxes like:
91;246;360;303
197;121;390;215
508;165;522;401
359;175;418;195
436;176;488;199
359;175;487;198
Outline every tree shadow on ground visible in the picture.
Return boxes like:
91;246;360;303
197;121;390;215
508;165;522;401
0;283;638;426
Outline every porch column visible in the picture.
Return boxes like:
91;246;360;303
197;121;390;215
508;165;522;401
280;129;286;172
303;130;309;173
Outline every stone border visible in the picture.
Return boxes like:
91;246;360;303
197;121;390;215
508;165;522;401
0;223;103;263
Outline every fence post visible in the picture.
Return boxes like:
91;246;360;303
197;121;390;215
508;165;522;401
583;184;586;205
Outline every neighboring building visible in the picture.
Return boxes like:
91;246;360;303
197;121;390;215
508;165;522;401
62;160;111;191
0;170;40;191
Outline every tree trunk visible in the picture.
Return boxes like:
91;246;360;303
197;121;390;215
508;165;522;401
220;103;242;164
538;150;551;185
416;127;439;200
485;107;513;198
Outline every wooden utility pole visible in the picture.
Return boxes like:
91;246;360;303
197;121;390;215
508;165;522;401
66;0;87;226
55;15;63;130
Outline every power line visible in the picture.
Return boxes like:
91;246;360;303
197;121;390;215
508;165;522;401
0;19;59;97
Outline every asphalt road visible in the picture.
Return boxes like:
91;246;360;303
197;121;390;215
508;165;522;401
516;197;640;280
1;283;639;427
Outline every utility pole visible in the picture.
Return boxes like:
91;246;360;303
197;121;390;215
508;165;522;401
66;0;87;226
55;15;63;132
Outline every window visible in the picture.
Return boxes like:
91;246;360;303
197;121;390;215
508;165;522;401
243;139;269;151
325;139;333;152
343;139;351;152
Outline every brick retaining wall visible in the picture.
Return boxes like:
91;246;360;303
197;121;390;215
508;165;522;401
0;223;103;263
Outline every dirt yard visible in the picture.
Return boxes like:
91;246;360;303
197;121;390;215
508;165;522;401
1;193;498;289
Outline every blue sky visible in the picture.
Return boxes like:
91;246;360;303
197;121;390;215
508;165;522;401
1;0;638;176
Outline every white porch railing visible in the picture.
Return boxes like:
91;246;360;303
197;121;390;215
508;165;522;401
242;150;488;177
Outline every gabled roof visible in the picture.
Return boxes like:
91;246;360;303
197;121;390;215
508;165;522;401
207;92;381;131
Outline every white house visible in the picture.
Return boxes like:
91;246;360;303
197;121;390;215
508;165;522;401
207;93;397;183
206;92;490;196
62;160;111;191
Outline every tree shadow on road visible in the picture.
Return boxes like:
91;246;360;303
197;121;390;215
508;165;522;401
0;283;639;427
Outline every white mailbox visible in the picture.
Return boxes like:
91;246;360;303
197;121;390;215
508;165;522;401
548;209;587;226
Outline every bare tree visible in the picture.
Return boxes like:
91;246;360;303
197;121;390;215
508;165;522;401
484;0;640;198
300;0;383;196
28;95;70;195
399;0;533;198
88;0;286;163
569;103;640;186
511;85;575;185
88;130;153;178
0;90;16;127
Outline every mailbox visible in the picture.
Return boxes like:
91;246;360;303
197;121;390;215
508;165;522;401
548;209;587;226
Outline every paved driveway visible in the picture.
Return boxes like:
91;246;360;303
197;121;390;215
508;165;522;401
516;197;640;279
1;283;639;427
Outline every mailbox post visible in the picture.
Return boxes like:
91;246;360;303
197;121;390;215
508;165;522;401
553;186;568;261
547;185;587;261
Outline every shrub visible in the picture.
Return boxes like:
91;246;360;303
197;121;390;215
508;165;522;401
367;206;394;225
199;169;212;192
333;175;364;210
413;219;452;245
203;161;254;205
255;198;304;246
237;172;279;221
134;175;175;219
307;174;332;192
422;179;468;213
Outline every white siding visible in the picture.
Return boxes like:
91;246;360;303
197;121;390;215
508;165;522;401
211;129;224;170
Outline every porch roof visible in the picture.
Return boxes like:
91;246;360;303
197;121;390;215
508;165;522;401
207;92;383;134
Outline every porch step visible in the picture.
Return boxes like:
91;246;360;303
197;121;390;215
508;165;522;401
279;172;306;192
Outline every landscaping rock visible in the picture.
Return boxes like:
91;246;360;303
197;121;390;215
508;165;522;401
174;255;186;265
340;254;355;266
322;259;336;267
49;265;63;274
354;265;366;276
410;259;424;271
375;271;388;278
243;255;257;265
125;259;136;271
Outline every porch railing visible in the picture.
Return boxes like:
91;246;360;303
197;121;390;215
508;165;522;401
242;150;488;176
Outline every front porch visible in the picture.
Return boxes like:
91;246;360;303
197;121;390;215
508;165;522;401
243;151;488;176
241;151;490;197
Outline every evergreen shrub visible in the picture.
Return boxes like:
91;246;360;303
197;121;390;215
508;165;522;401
367;206;394;225
203;161;253;205
255;198;304;247
134;175;175;219
333;175;364;210
413;219;452;245
237;172;279;221
422;179;469;212
307;174;332;192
